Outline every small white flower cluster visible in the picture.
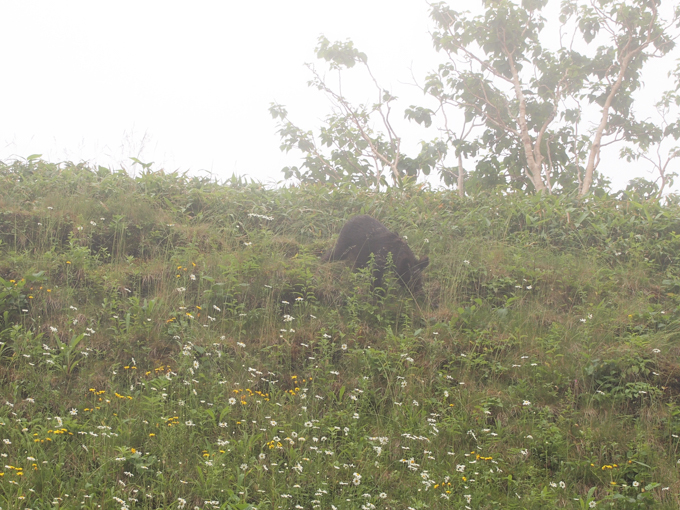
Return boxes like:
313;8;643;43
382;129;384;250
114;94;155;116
248;213;274;221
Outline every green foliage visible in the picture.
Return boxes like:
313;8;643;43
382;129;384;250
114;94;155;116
1;161;680;508
0;271;47;323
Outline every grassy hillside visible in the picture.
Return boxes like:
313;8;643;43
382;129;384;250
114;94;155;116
1;159;680;509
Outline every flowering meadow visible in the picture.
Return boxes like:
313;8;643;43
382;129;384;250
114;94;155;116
1;160;680;509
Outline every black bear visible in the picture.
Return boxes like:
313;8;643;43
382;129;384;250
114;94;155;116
322;215;429;292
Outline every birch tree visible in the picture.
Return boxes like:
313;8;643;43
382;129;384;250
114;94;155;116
270;37;438;188
427;0;678;196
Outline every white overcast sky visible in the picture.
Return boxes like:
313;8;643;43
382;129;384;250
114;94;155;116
1;1;677;191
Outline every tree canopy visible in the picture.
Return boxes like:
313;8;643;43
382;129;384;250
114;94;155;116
271;0;680;198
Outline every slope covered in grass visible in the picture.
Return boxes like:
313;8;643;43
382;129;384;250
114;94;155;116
1;160;680;509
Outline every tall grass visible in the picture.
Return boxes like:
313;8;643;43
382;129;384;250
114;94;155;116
1;159;680;509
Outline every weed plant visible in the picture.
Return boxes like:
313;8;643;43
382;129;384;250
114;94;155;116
1;160;680;509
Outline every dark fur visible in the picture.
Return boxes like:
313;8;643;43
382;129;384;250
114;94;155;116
322;215;429;292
